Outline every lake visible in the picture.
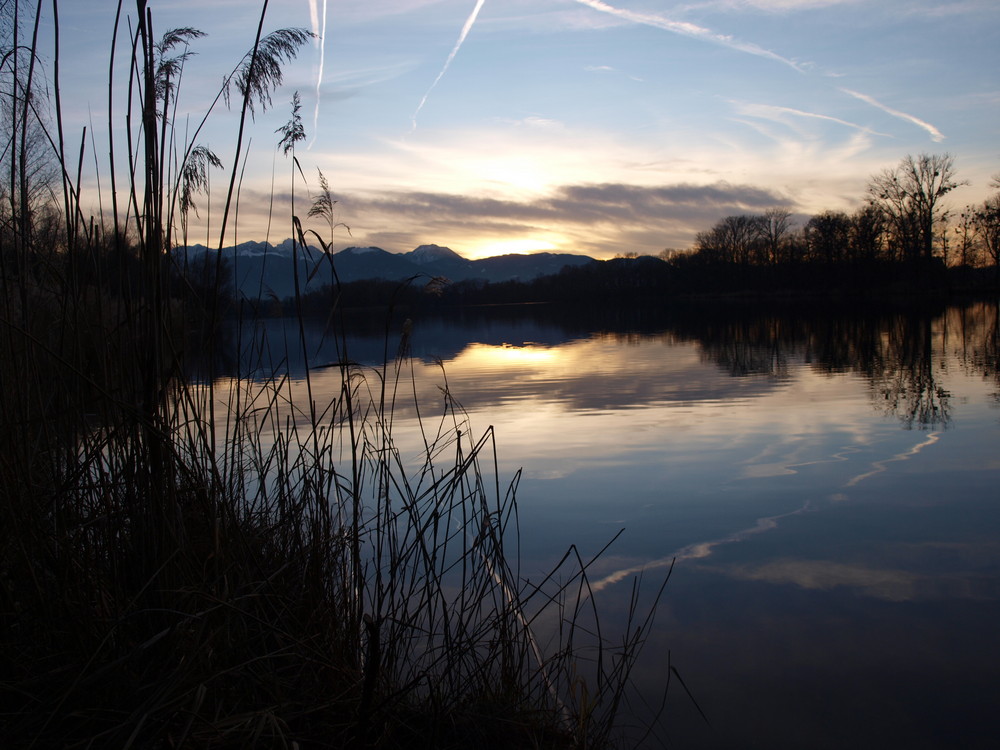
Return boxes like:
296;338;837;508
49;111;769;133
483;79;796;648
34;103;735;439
205;299;1000;749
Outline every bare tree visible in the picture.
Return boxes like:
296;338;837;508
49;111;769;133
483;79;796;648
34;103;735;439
867;153;966;266
974;175;1000;277
718;214;758;265
974;194;1000;279
805;210;851;264
952;207;979;268
849;204;886;263
755;208;793;265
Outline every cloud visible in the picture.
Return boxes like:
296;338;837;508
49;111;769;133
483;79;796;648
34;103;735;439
329;180;792;255
840;88;946;142
196;179;792;259
550;181;789;217
897;0;1000;19
504;115;564;129
343;168;792;222
572;0;805;71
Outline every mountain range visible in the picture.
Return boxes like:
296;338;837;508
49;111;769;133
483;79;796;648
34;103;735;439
175;239;596;301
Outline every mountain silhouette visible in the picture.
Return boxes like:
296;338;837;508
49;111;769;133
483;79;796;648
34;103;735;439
175;241;595;300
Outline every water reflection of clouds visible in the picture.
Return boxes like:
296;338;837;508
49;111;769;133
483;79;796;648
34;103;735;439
430;336;786;414
432;341;917;503
721;558;1000;603
738;433;865;480
587;424;965;598
740;462;798;479
590;534;1000;604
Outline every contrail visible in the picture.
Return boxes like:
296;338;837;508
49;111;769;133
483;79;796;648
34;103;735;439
572;0;804;72
840;88;945;142
307;0;328;149
411;0;487;131
733;100;892;138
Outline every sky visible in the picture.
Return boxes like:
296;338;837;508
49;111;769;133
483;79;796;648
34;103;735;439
41;0;1000;260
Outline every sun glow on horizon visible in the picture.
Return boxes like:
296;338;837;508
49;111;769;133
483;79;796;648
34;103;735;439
464;238;562;260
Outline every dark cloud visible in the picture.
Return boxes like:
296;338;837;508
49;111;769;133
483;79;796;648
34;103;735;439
556;182;790;211
348;181;789;226
356;192;554;222
354;181;793;254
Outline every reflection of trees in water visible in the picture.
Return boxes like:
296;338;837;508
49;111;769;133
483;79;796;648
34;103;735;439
679;302;1000;429
704;317;794;378
948;302;1000;388
946;302;1000;414
869;310;950;429
189;300;997;426
673;314;803;378
802;313;893;376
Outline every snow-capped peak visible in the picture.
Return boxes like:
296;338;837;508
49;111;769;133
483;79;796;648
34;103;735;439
408;244;462;265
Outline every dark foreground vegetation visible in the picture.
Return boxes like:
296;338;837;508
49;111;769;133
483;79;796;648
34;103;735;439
1;4;663;748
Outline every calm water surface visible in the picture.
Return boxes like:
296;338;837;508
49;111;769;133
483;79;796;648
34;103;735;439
214;301;1000;748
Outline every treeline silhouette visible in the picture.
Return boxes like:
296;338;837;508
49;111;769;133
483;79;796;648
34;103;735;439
276;250;991;316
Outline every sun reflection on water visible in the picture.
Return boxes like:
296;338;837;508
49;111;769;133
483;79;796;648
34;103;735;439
456;341;559;369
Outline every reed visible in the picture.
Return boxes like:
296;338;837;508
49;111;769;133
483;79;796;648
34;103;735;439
0;3;661;747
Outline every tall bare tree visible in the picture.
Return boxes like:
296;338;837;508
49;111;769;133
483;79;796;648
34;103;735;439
952;208;979;268
805;210;851;264
755;207;793;265
849;204;886;263
974;194;1000;279
867;153;965;266
703;214;759;265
